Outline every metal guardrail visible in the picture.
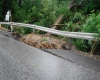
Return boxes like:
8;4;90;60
0;22;99;40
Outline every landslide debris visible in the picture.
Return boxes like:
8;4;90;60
19;34;67;49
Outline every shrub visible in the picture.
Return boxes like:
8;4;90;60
13;26;33;35
74;39;92;52
21;27;33;35
82;13;100;38
74;13;100;52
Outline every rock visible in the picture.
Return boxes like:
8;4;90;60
62;44;72;50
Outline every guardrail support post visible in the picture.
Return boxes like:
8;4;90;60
68;37;72;50
10;23;13;32
90;41;97;54
0;24;1;27
33;26;35;34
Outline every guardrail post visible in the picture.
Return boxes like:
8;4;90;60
0;24;1;28
68;37;72;50
90;41;98;54
33;26;35;34
10;23;13;32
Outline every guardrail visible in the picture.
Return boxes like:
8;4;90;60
0;22;99;41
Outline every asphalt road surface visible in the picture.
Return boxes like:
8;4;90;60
43;49;100;72
0;34;100;80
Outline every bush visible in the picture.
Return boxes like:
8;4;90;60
74;13;100;52
21;27;33;35
13;26;33;35
82;13;100;38
74;39;92;52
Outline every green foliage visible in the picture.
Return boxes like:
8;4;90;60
57;0;68;15
73;13;85;21
62;12;91;52
82;0;100;13
13;26;22;34
13;0;33;22
68;12;85;22
82;13;100;37
32;0;58;26
1;0;81;35
21;27;33;35
74;13;100;52
61;12;85;32
12;0;67;27
13;26;33;35
61;11;100;52
74;39;92;52
65;22;74;31
42;38;47;42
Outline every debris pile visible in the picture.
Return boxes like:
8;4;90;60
20;34;67;49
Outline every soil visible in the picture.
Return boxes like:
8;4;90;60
19;34;67;49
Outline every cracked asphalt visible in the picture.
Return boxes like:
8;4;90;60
0;34;100;80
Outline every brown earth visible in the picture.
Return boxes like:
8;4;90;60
19;34;67;49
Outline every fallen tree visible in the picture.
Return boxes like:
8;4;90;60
47;14;64;35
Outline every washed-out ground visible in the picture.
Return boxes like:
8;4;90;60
20;34;67;49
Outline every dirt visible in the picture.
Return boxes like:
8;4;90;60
19;34;67;49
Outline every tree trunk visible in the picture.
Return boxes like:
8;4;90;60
51;14;63;29
47;14;63;35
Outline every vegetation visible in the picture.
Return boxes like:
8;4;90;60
83;13;100;36
0;0;100;54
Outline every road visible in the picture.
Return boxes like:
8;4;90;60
43;49;100;72
0;34;100;80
